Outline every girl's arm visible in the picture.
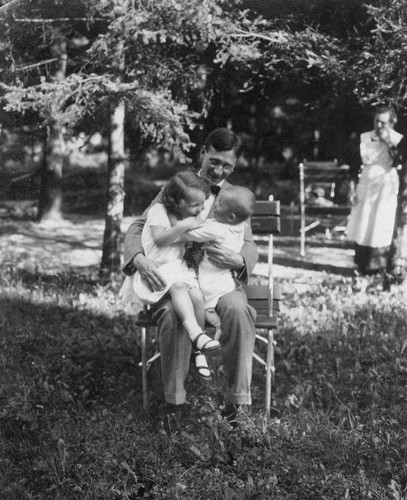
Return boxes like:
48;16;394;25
182;221;221;243
152;217;204;247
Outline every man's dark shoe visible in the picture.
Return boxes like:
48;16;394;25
155;403;191;435
222;403;251;427
165;403;190;418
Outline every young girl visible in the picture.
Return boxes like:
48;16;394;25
119;171;220;380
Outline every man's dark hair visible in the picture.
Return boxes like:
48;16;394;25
204;128;242;157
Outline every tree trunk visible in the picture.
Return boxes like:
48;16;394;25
37;38;67;223
384;164;407;290
100;100;126;280
37;120;64;222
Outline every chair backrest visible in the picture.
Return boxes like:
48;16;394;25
246;199;281;321
299;160;350;201
251;200;281;235
298;160;351;257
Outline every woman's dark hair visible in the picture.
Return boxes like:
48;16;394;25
374;105;398;125
162;171;210;215
204;128;242;157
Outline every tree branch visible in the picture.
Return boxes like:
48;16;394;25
13;17;105;22
15;57;58;71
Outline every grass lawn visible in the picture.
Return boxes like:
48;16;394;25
2;216;407;499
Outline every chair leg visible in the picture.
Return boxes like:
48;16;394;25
265;329;275;419
141;326;148;411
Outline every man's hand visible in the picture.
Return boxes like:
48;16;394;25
377;126;395;148
133;253;166;292
205;242;243;270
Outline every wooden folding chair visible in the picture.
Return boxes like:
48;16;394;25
249;198;281;416
136;198;281;417
299;160;350;256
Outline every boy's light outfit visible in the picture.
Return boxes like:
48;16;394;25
185;219;245;309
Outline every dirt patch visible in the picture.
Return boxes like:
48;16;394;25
0;214;356;287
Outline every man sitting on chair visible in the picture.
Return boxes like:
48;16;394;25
122;128;258;422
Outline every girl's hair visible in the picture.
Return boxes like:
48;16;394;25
204;128;242;157
162;171;210;215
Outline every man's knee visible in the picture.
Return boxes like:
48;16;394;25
152;298;177;328
217;289;255;320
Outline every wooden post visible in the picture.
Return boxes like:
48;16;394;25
299;162;305;256
141;326;148;411
265;194;275;419
290;201;294;236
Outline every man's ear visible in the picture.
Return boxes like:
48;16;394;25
228;212;237;223
178;199;186;207
199;146;206;158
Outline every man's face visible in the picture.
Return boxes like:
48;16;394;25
199;146;238;185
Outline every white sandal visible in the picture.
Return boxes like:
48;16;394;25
194;351;212;380
191;332;220;353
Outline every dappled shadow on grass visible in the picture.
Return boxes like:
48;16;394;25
4;267;407;498
1;295;141;408
0;291;150;497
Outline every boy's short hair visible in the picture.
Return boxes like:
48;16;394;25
224;186;255;223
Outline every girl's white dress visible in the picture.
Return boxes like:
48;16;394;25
119;203;198;305
347;129;403;249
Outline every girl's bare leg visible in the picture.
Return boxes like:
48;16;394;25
188;286;206;330
188;287;212;379
169;282;220;353
205;308;223;341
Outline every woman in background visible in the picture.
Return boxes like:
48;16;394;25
347;105;403;275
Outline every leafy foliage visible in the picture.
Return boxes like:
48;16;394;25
352;0;407;112
0;0;358;158
0;0;272;158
